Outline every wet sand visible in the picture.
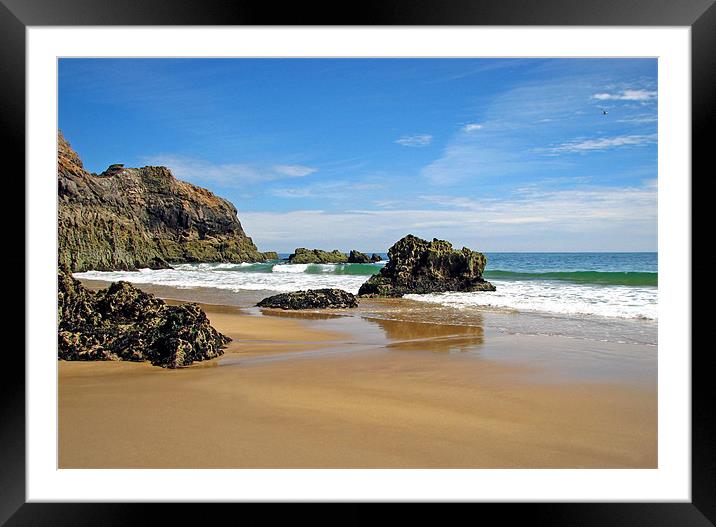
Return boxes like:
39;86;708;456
59;299;657;468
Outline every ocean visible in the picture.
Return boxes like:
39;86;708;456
75;252;658;346
415;252;657;321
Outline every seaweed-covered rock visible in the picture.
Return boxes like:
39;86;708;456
58;131;274;272
370;253;383;262
262;251;280;260
257;289;358;310
357;234;496;297
288;248;348;264
58;265;230;368
147;303;229;368
347;250;371;263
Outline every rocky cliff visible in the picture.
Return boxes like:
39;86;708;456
58;132;272;272
358;234;496;297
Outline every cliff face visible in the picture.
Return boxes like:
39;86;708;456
58;132;270;271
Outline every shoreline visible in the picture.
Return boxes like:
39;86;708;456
77;277;658;347
59;281;657;468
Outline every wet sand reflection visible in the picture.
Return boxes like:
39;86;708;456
367;316;485;353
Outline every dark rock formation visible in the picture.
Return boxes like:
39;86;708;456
262;251;280;260
370;253;383;262
58;265;230;368
288;248;348;264
347;250;371;263
58;131;273;272
257;289;358;309
101;164;125;177
357;234;496;297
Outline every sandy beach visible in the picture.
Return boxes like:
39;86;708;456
59;291;657;469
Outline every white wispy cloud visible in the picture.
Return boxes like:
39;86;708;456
418;74;658;187
270;180;383;199
372;199;406;209
395;134;433;147
592;89;657;101
421;143;537;185
273;164;318;177
239;182;657;252
463;123;483;132
142;155;318;187
419;77;602;185
543;134;657;154
271;188;316;199
143;156;260;186
616;116;658;124
419;182;657;224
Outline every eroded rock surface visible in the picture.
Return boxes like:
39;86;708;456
357;234;496;297
257;289;358;309
288;248;348;264
58;265;230;368
347;250;371;263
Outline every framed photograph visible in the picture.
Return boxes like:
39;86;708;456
5;0;711;524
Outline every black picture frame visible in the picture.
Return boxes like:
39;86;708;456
2;0;710;524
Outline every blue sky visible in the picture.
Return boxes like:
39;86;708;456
58;58;657;252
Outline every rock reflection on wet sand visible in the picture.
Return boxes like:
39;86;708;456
367;317;484;353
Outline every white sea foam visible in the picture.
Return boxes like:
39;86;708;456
405;279;657;320
75;264;369;294
271;264;309;273
75;263;657;320
171;262;257;272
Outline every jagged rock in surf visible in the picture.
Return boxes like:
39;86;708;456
257;289;358;310
288;248;348;264
347;250;372;263
358;234;496;297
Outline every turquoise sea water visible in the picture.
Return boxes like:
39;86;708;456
75;252;658;322
484;252;657;287
266;252;659;287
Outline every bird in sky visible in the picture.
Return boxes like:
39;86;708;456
601;109;608;115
